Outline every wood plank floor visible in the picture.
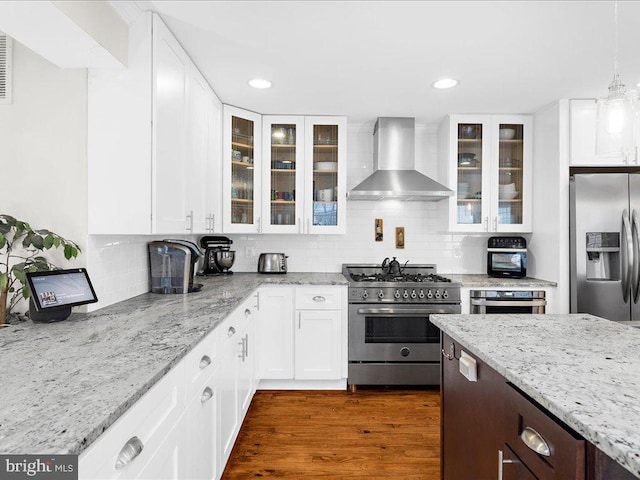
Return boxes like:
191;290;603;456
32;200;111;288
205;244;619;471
222;388;441;479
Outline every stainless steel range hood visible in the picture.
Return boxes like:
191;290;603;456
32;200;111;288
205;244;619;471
348;117;453;201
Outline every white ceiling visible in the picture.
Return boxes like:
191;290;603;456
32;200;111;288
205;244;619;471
145;0;640;125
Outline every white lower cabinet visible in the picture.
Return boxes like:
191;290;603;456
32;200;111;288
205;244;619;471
184;376;218;480
258;286;346;385
257;287;294;379
81;285;345;480
295;309;342;379
78;363;187;480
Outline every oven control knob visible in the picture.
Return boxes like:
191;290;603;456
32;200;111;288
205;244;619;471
362;290;369;299
400;347;410;357
418;290;425;299
435;290;442;299
427;290;433;299
410;289;417;299
377;290;384;299
394;290;401;299
442;290;449;299
402;290;409;299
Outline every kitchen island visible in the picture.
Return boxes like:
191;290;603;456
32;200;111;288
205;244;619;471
430;313;640;479
0;273;346;457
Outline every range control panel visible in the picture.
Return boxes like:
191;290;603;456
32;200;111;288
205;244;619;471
349;287;461;303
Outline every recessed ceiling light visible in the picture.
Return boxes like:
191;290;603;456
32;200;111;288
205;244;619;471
248;78;272;89
433;78;459;89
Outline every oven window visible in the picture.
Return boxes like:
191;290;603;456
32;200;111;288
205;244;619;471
365;316;440;343
491;253;522;271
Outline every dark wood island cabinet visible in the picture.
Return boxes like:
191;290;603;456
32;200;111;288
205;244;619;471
441;333;637;480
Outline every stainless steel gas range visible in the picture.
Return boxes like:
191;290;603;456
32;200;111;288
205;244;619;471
342;262;461;390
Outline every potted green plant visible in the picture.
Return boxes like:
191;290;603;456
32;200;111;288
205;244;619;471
0;214;80;325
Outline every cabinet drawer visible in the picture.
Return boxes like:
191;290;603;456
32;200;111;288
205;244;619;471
184;327;220;400
506;385;585;480
295;286;342;310
79;362;186;479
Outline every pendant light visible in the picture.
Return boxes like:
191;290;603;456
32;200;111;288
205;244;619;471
596;0;637;161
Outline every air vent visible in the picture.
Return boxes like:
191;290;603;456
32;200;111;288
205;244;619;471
0;33;12;104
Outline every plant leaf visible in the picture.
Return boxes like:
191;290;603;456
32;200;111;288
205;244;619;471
53;237;61;248
0;215;17;226
0;233;5;250
64;244;72;260
22;283;30;299
30;234;44;249
43;235;54;249
13;269;26;284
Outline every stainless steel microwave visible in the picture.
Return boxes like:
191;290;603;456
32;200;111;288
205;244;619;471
487;236;527;278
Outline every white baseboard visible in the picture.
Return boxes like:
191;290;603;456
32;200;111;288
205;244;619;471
257;379;347;390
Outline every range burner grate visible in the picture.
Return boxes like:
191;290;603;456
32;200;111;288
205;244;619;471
349;273;452;283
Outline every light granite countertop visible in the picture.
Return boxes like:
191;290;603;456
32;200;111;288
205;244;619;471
0;273;346;456
430;313;640;478
447;274;557;288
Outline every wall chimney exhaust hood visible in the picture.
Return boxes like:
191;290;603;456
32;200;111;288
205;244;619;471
348;117;453;201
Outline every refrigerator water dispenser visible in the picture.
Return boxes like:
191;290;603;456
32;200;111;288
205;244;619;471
586;232;620;281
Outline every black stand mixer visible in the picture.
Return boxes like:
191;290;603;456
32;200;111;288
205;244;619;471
200;236;235;275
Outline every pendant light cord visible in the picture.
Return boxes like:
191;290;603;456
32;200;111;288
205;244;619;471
614;0;619;76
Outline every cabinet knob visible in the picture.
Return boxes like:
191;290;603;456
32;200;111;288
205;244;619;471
244;308;251;316
115;436;144;469
520;427;551;456
199;355;211;370
227;326;236;337
200;386;213;404
312;296;326;302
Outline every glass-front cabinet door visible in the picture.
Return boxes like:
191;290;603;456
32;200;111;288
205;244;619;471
304;116;347;234
222;105;262;233
491;116;532;232
453;117;491;231
445;114;531;233
262;116;305;233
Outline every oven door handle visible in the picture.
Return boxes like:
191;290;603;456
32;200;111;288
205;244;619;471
470;299;547;307
356;308;456;315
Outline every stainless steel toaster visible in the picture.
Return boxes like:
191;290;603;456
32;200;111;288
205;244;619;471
258;253;288;274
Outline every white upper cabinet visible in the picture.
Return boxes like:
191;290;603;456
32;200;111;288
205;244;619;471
439;114;533;233
261;116;305;234
88;12;220;235
151;15;189;234
222;105;263;233
304;116;347;234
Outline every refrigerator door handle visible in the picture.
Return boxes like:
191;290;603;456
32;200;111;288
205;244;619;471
622;209;633;303
632;210;640;303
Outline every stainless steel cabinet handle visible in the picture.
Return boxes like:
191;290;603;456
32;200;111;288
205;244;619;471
244;334;249;358
357;307;455;315
200;386;213;403
632;210;640;303
298;312;301;329
470;299;547;307
186;210;194;232
227;326;236;337
483;217;489;232
238;338;245;360
497;449;518;480
493;216;498;231
256;216;261;232
307;218;310;234
520;427;551;456
622;210;633;303
441;342;455;361
199;355;212;370
115;436;144;469
298;217;302;234
312;295;326;302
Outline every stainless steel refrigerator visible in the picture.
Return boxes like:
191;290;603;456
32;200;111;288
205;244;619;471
570;173;640;323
